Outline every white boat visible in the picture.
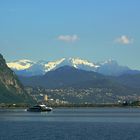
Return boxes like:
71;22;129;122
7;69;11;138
27;105;52;112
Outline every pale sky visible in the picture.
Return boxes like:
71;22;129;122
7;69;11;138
0;0;140;69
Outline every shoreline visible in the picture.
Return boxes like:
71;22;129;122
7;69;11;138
1;105;140;109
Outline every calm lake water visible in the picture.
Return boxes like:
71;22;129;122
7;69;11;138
0;107;140;140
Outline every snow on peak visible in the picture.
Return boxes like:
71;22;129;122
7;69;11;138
7;57;100;74
43;58;99;72
7;59;35;70
7;57;130;76
70;58;99;68
44;58;65;72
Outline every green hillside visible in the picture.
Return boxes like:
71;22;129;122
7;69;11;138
0;54;35;104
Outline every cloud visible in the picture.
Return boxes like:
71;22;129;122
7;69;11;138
115;35;133;45
57;34;79;42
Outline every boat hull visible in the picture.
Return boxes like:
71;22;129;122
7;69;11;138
27;105;52;112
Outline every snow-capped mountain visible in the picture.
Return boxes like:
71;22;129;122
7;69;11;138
7;58;139;77
44;58;99;72
7;58;99;76
7;59;35;70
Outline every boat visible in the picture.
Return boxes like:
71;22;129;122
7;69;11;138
27;105;52;112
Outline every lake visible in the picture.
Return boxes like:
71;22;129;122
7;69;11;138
0;107;140;140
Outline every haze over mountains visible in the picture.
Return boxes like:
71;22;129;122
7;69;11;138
7;58;140;77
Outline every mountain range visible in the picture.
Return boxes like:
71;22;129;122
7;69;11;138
18;65;140;103
1;54;140;104
7;58;140;77
1;56;140;104
19;65;140;90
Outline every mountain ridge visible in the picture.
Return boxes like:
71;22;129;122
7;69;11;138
18;65;140;104
19;65;138;89
7;58;140;76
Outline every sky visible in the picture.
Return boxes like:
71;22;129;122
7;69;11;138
0;0;140;69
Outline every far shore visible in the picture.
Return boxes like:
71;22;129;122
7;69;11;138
1;103;140;109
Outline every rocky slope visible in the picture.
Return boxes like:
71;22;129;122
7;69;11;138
0;54;34;103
